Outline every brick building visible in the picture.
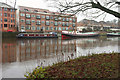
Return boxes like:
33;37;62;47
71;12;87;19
19;6;77;32
0;2;17;32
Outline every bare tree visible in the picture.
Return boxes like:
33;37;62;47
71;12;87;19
45;0;120;19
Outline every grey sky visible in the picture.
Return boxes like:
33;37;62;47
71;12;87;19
0;0;118;22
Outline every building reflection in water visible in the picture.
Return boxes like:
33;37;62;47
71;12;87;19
2;40;16;63
18;39;76;62
2;38;77;63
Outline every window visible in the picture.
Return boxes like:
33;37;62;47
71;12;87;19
24;9;28;12
36;15;40;19
37;27;40;30
59;22;61;24
72;23;76;27
62;27;65;30
66;22;69;27
41;26;45;30
72;18;76;22
1;13;2;16
11;20;13;23
11;14;13;18
69;27;72;30
59;27;61;30
4;13;7;17
66;27;68;30
54;27;57;30
21;26;25;30
66;18;69;21
26;14;31;18
51;21;53;24
10;25;13;27
50;27;53;30
62;18;66;21
41;21;45;23
26;20;31;24
69;18;72;21
10;9;12;12
42;16;45;18
4;19;7;22
46;27;49;30
4;8;7;11
1;18;2;22
20;13;25;16
1;24;2;27
31;14;35;17
46;16;50;20
62;22;65;26
54;17;58;21
32;20;35;23
4;24;7;27
50;16;53;19
69;23;72;25
1;8;2;11
58;17;62;20
26;26;30;30
54;22;58;26
46;21;49;26
31;26;36;30
21;19;25;22
36;20;41;25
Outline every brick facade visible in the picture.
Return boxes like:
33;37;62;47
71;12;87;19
19;6;77;32
0;2;17;32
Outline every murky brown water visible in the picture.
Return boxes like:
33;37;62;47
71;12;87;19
1;37;120;78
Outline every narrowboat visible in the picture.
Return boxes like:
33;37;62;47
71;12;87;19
16;32;58;38
61;31;99;39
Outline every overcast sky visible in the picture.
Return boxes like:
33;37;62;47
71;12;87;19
0;0;118;22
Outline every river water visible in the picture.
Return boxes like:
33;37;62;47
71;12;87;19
1;37;120;78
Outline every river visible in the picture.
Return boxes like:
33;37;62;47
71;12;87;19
1;37;120;78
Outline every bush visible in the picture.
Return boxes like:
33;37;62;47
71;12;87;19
24;67;47;79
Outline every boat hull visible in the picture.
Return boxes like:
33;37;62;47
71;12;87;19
62;31;99;39
16;33;58;38
107;33;120;37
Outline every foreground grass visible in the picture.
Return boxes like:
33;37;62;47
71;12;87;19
25;52;119;79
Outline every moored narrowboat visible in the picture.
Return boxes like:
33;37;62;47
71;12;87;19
16;32;58;38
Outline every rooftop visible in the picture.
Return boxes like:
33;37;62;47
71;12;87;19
0;2;14;8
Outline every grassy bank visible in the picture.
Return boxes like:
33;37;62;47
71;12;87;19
25;52;119;79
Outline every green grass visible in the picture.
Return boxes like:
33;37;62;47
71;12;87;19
25;52;119;79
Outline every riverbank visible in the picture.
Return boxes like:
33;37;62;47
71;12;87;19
25;52;119;79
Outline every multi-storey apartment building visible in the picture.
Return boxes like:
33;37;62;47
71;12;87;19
19;6;77;32
0;2;17;32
